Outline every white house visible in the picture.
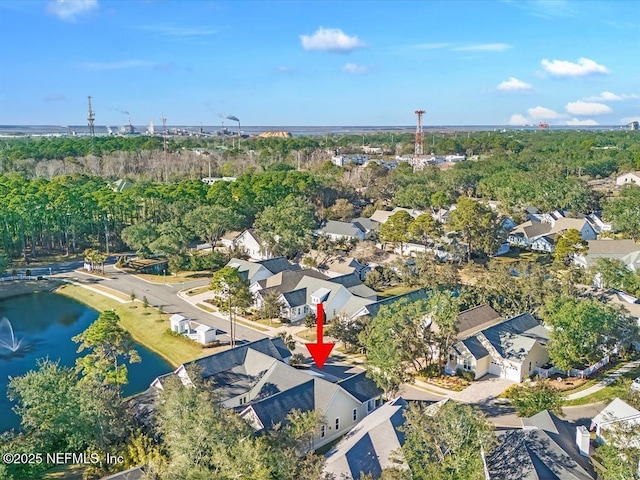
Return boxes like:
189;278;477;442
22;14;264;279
221;229;271;261
616;171;640;187
314;220;367;242
169;314;190;333
445;312;550;382
225;256;298;285
573;239;640;273
369;208;422;224
150;338;383;451
195;324;216;344
508;213;597;253
591;398;640;444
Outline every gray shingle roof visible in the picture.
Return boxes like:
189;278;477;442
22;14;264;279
360;289;428;318
281;288;307;308
324;398;408;480
481;313;549;362
352;217;380;232
337;372;383;403
488;411;596;480
455;305;502;339
461;336;490;360
256;256;298;275
317;220;366;238
245;380;315;430
180;337;291;382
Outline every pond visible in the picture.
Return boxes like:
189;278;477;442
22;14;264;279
0;292;172;432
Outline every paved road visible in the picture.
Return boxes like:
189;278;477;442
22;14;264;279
54;261;268;345
43;259;608;428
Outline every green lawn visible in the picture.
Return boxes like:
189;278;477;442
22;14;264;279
563;365;640;406
376;285;417;299
56;284;206;367
186;285;212;296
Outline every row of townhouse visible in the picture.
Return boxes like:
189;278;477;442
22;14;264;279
507;209;609;253
226;256;380;323
149;337;384;451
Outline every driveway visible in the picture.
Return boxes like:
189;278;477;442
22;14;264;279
450;375;515;403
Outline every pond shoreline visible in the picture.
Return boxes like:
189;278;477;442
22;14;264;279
0;279;63;301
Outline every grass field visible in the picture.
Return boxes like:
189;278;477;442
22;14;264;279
127;270;210;285
376;285;417;299
56;284;207;367
563;365;640;406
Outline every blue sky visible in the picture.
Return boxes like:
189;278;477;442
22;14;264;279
0;0;638;126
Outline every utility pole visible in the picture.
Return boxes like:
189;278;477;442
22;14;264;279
87;96;95;136
413;109;426;167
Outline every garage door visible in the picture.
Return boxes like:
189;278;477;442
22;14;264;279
504;364;521;382
489;360;502;376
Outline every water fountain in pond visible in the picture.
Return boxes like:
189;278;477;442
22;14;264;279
0;317;22;352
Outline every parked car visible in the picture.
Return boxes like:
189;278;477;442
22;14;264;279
632;377;640;392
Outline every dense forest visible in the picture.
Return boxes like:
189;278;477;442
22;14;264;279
0;129;639;266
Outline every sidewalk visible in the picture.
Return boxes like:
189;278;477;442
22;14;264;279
564;359;640;400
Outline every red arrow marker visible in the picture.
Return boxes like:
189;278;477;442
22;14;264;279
305;302;335;369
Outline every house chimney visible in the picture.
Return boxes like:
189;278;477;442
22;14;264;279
576;425;590;456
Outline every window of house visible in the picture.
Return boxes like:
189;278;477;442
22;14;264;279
320;425;325;438
449;353;455;361
367;399;374;412
353;409;357;422
463;358;472;371
335;417;340;430
529;361;532;371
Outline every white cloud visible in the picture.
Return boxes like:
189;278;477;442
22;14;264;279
541;57;610;77
583;91;639;102
454;43;512;52
565;100;612;116
527;106;564;120
276;66;295;73
497;77;533;92
508;114;530;125
621;116;640;124
343;63;369;74
565;118;599;126
300;27;364;53
47;0;98;21
79;60;156;71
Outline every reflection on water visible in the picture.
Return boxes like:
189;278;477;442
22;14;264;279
0;292;172;432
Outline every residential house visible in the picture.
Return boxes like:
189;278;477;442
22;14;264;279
251;268;328;309
445;312;550;382
508;212;597;253
332;154;368;167
323;398;409;480
587;212;614;233
573;239;640;273
616;171;640;187
351;217;380;236
591;397;640;444
369;208;422;224
315;256;371;281
221;229;271;260
323;398;449;480
487;410;597;479
151;338;384;451
276;274;377;323
349;289;428;322
225;256;298;285
315;220;367;242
